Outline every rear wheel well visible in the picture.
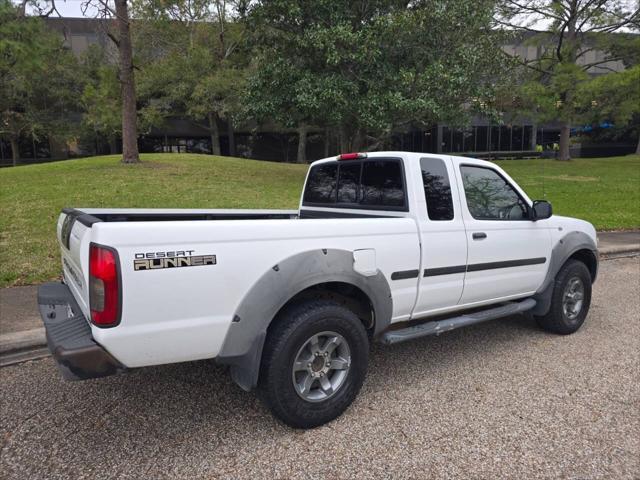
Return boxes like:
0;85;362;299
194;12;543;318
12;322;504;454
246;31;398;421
270;282;375;334
568;249;598;283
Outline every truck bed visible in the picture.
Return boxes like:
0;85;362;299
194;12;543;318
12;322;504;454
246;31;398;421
56;207;420;368
63;207;299;225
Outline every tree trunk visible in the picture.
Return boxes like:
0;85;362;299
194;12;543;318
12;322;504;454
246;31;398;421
10;135;19;167
115;0;140;164
109;135;118;155
339;125;362;152
208;112;221;156
339;126;349;153
296;123;308;163
324;127;330;158
351;129;364;152
227;117;236;157
556;9;577;163
636;133;640;155
558;123;571;161
530;124;537;151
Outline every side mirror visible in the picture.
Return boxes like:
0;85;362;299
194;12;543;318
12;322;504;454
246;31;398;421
532;200;552;221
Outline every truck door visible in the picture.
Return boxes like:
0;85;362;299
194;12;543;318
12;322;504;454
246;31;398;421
412;156;468;317
454;163;551;304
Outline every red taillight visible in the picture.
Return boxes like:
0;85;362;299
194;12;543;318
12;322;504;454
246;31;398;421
89;243;121;327
338;152;367;160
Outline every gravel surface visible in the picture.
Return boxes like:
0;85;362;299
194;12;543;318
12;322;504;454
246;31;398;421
1;257;638;479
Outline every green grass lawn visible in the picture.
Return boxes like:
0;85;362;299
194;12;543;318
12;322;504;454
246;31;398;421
1;153;638;287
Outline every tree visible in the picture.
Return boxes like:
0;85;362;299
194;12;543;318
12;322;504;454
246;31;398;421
79;45;122;153
82;0;140;163
0;0;80;165
495;0;640;160
134;0;249;156
244;57;335;163
576;65;640;154
245;0;506;163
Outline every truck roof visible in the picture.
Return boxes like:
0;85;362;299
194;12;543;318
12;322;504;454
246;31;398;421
310;151;497;169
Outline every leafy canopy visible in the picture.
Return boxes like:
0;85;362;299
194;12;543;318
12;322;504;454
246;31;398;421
245;0;506;147
0;0;80;144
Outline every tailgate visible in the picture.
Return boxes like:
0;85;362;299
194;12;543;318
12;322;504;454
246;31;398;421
56;209;96;318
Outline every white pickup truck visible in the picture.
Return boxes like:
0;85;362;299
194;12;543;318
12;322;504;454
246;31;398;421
38;152;598;428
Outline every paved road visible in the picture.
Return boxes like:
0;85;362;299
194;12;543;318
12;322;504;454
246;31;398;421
1;257;638;479
0;286;40;334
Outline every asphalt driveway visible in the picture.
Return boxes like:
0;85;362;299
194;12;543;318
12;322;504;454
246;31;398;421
1;257;638;479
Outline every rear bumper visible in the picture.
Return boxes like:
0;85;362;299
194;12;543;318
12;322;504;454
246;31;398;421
38;282;125;381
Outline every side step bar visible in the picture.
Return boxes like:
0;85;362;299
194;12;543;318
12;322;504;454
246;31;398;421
380;298;537;345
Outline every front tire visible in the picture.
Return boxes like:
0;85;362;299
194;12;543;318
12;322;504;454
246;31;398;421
259;300;369;429
535;259;592;335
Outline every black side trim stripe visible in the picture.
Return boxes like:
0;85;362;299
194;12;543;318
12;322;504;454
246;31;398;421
421;257;547;278
423;265;467;277
466;257;547;272
393;257;547;281
391;269;420;280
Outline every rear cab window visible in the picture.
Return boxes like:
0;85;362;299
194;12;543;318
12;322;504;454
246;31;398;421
303;158;407;211
303;163;338;204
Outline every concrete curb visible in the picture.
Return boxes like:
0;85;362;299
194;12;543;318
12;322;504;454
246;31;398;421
599;246;640;256
0;328;46;354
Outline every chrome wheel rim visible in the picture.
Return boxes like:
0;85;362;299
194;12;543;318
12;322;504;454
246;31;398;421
562;276;585;320
292;331;351;403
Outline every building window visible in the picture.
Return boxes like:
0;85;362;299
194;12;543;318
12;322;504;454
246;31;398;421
523;126;532;150
452;129;463;152
462;128;475;152
476;126;489;152
512;126;523;151
500;126;511;151
490;125;500;151
442;127;452;152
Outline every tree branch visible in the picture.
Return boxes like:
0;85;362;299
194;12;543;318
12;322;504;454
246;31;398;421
502;0;565;22
492;17;541;33
106;30;120;47
575;0;608;32
500;48;553;76
38;0;63;18
583;7;640;32
580;56;625;71
556;21;568;62
587;64;619;74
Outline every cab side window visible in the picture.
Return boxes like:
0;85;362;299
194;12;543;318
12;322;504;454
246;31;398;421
460;165;529;220
420;157;454;220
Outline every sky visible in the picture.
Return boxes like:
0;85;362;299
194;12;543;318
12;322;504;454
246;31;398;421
26;0;99;18
19;0;639;32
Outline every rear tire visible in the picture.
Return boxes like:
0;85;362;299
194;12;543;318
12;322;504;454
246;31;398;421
258;300;369;429
535;259;592;335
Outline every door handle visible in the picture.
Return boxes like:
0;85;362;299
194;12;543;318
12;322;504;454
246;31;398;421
472;232;487;240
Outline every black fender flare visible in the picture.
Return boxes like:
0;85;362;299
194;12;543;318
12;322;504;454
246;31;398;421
217;248;393;391
532;231;598;316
